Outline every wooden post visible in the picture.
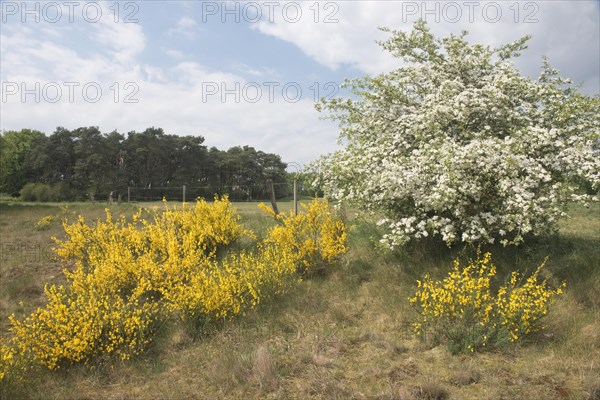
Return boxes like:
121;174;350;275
267;179;279;215
127;186;130;203
183;185;186;203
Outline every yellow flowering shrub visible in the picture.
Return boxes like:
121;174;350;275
495;265;565;343
0;338;19;382
9;284;160;370
1;195;340;379
34;215;58;230
260;198;348;275
164;243;299;320
3;197;251;372
409;252;565;354
55;196;248;268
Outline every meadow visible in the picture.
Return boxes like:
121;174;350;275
0;199;598;399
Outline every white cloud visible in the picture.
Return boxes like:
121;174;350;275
90;18;146;64
0;1;146;82
0;25;110;83
253;2;404;75
252;1;599;93
167;16;202;39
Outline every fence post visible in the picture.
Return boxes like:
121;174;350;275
293;179;298;214
183;185;186;203
127;186;130;203
267;179;279;215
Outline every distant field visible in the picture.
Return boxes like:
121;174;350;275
1;200;599;399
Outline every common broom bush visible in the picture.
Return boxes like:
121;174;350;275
259;198;348;275
409;252;565;354
0;197;347;381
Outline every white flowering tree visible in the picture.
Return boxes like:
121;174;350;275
313;20;599;247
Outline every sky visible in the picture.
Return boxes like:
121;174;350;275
1;0;599;166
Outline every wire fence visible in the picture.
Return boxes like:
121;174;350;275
113;181;296;203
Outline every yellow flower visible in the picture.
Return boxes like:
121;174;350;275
409;252;565;352
4;196;349;374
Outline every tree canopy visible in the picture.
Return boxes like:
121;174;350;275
1;127;288;201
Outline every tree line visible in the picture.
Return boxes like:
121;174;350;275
0;127;290;201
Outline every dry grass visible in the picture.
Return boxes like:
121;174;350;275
1;201;598;399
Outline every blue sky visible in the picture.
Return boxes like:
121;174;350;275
1;1;599;165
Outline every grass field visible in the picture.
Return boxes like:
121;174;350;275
1;200;599;399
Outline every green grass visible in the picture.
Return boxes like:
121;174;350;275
1;200;599;399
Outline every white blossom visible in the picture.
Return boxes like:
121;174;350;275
310;21;600;248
